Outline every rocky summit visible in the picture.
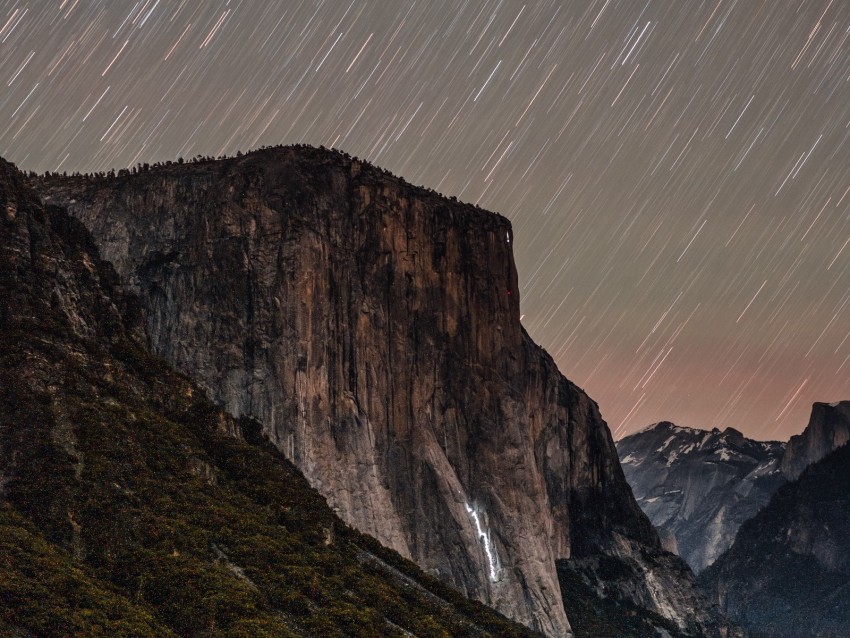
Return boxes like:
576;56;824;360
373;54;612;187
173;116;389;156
33;145;733;637
617;422;787;573
780;401;850;481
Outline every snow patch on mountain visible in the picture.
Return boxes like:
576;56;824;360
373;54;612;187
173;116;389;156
617;422;787;573
621;453;639;465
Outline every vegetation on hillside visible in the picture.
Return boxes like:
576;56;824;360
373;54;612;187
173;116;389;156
557;559;693;638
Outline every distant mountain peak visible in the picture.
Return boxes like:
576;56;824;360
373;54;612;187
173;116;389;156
617;422;787;573
619;400;850;579
780;400;850;480
635;420;700;436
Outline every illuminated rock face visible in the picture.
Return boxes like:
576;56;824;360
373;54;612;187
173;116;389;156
37;146;726;637
618;422;787;573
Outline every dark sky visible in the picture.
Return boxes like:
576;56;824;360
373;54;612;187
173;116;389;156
2;1;848;441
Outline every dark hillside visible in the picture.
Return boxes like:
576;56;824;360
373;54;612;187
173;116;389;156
700;442;850;637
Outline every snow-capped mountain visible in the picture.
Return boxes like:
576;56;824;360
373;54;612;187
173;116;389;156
617;422;786;573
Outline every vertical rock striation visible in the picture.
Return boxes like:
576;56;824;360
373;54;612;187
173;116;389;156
617;422;787;573
780;400;850;480
37;146;725;636
0;155;543;638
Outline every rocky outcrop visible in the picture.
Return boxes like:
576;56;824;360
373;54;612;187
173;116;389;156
617;422;787;573
36;146;729;636
0;155;541;638
700;443;850;637
780;401;850;480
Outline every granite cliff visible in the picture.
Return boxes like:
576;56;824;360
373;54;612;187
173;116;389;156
1;155;540;637
780;401;850;480
36;145;730;636
617;423;787;573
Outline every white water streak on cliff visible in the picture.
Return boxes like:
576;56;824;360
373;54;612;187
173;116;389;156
466;502;499;582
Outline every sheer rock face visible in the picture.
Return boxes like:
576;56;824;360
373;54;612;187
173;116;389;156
617;422;787;573
780;401;850;481
37;146;718;636
0;155;543;638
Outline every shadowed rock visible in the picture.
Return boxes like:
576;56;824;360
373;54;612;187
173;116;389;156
700;442;850;637
780;401;850;480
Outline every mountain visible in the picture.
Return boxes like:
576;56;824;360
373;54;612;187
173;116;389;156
618;403;850;576
780;401;850;480
700;442;850;637
0;155;554;637
617;422;786;573
33;145;733;637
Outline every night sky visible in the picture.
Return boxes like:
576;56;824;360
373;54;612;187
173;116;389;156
2;1;848;441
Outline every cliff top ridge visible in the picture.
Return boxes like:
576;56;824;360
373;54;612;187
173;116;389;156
29;143;514;235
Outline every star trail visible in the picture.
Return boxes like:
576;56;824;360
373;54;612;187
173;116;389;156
2;1;848;441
